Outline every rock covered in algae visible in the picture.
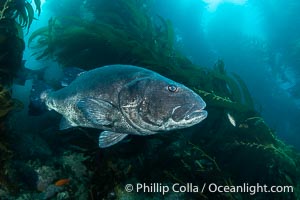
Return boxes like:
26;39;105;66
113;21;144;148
0;85;15;118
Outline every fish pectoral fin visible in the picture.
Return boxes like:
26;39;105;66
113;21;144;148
77;98;115;126
99;131;128;148
59;117;75;130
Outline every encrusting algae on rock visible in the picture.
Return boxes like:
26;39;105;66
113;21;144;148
0;85;15;118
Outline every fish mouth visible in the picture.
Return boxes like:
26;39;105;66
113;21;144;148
172;103;207;123
184;109;207;121
184;99;207;121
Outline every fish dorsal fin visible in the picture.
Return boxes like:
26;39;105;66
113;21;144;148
77;98;115;126
59;117;75;130
99;131;128;148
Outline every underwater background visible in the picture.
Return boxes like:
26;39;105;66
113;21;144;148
0;0;300;199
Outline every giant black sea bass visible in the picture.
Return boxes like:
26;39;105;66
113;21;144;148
31;65;208;148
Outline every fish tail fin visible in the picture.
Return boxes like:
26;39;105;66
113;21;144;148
28;80;53;115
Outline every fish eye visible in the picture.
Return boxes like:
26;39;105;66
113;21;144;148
167;85;178;92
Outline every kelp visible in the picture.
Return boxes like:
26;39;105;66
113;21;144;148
25;0;300;199
0;0;41;32
28;0;177;72
0;20;25;86
209;59;256;109
194;88;250;112
231;73;254;109
28;15;176;68
0;0;41;86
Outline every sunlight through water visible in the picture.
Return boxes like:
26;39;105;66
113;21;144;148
202;0;248;11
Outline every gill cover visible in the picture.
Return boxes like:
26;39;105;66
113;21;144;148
119;77;160;135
